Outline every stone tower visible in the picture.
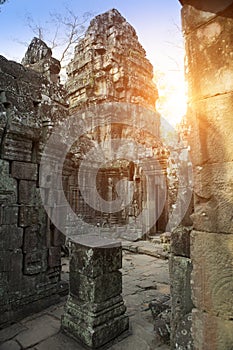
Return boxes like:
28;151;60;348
66;8;158;111
65;9;168;236
22;37;61;84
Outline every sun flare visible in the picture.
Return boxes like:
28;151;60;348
155;70;187;127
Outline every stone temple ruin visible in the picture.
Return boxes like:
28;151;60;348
65;9;169;237
0;2;233;350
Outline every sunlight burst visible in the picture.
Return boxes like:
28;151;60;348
155;71;187;127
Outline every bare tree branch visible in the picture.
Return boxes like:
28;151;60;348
167;55;182;71
22;7;93;67
50;7;92;65
165;40;184;51
25;13;45;40
171;18;182;34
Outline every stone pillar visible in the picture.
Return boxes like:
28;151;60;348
61;235;129;348
179;2;233;349
169;226;194;349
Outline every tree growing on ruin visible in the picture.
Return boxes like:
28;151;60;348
18;6;93;69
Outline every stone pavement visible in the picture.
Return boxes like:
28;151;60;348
0;242;170;350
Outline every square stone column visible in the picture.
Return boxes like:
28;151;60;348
179;3;233;349
61;234;129;349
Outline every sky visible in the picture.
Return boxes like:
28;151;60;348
0;0;186;125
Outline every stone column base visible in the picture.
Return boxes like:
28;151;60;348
62;295;129;348
61;234;129;349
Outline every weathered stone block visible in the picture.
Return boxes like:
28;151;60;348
23;226;39;253
182;5;216;34
169;254;193;349
3;136;33;162
48;247;61;268
17;79;40;100
174;313;193;350
23;213;47;249
24;250;48;275
62;311;129;349
19;180;37;204
69;245;97;277
191;231;233;319
185;15;233;101
149;295;171;345
64;294;127;328
19;206;37;227
0;159;18;204
190;162;233;234
62;234;129;348
0;205;18;225
11;161;38;180
70;270;122;303
8;250;24;287
0;271;9;298
0;225;23;251
0;252;10;272
192;309;233;350
0;71;18;92
62;294;129;348
0;251;23;295
105;245;122;272
171;225;191;257
6;122;40;142
169;255;193;319
188;93;233;166
46;266;62;286
0;251;22;274
70;235;122;277
193;162;233;199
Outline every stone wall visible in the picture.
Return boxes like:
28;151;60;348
175;2;233;349
0;43;68;326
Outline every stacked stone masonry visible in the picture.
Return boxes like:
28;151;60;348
67;9;158;112
178;2;233;350
0;42;68;327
